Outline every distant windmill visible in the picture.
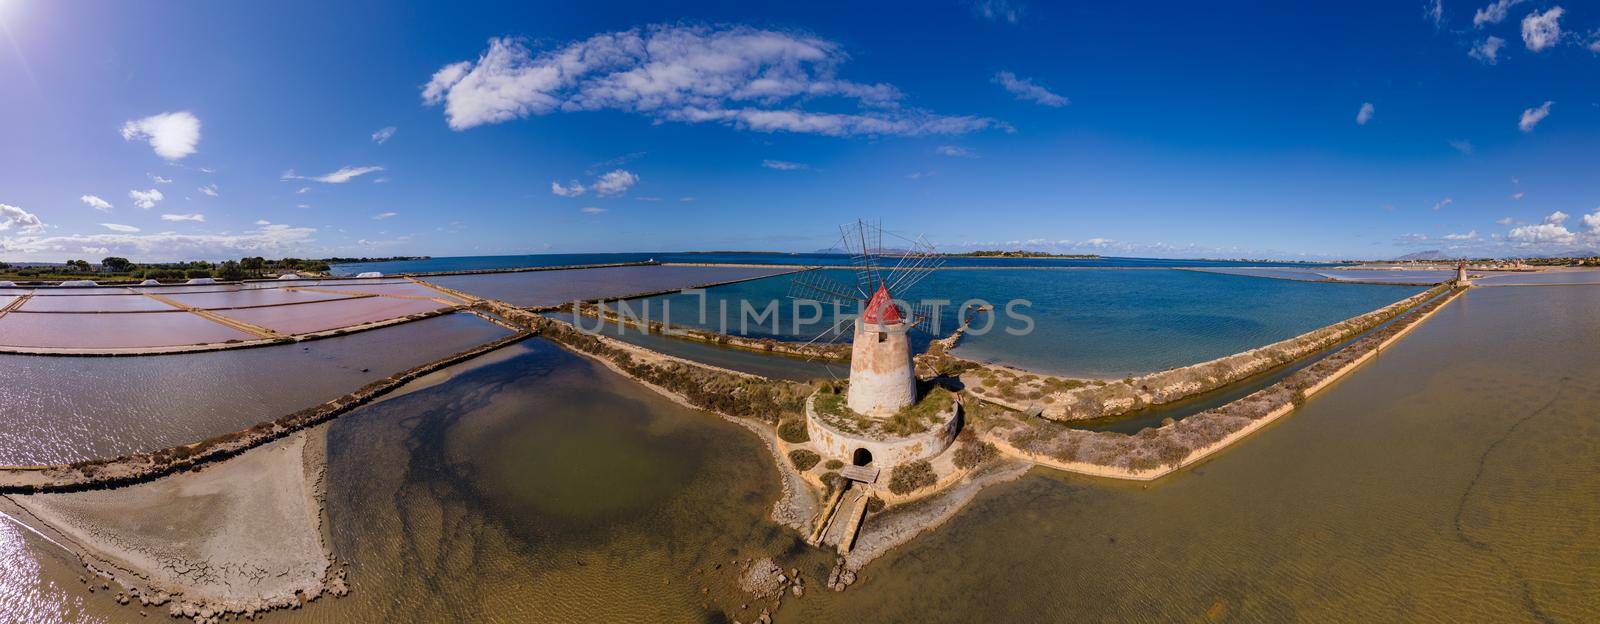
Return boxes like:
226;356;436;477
789;220;945;415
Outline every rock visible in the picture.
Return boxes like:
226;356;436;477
758;609;772;624
116;593;130;605
778;574;788;584
791;585;804;597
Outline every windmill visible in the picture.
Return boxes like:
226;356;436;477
789;220;945;416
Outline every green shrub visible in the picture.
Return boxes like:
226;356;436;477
887;460;936;495
952;441;998;470
777;419;809;443
865;496;885;513
824;459;844;470
788;449;820;471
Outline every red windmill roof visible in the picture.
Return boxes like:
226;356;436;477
862;283;902;324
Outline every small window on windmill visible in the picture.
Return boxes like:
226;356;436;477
877;331;887;343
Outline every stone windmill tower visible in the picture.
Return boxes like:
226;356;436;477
790;220;944;415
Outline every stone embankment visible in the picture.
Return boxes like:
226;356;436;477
959;284;1448;421
984;286;1466;480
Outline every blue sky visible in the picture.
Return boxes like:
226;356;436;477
1;0;1597;262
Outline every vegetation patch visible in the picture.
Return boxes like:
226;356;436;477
882;386;955;437
788;449;821;471
952;431;999;470
777;419;809;444
887;460;937;495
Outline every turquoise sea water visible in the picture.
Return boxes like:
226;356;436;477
332;252;1334;275
625;268;1422;378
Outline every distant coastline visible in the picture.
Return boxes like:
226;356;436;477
953;250;1100;259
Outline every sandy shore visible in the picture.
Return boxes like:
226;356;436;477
0;428;345;622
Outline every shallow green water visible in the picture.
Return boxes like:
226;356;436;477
296;339;804;623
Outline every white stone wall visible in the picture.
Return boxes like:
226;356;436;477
806;394;961;469
846;321;916;415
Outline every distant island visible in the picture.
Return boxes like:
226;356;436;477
955;250;1101;259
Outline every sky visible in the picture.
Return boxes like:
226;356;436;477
0;0;1597;262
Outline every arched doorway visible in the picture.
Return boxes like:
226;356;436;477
852;448;873;467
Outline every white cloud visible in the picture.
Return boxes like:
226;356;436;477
906;170;933;180
1582;210;1600;233
1590;37;1600;53
371;126;397;144
0;224;317;262
934;145;975;157
372;211;397;220
1496;216;1516;225
1474;0;1525;27
255;220;272;226
1470;36;1506;64
160;213;205;222
1432;198;1454;211
80;195;113;211
281;166;385;184
119;111;201;160
1448;139;1474;154
1511;192;1525;200
128;188;164;209
551;180;586;197
1443;230;1479;240
100;223;140;233
1356;102;1375;125
1426;0;1445;27
150;175;172;184
992;71;1068;107
762;159;809;170
1508;222;1574;244
679;196;695;202
1522;7;1564;52
592;169;638;196
580;207;608;214
1504;210;1583;246
1519;101;1552;132
296;187;310;194
198;184;218;197
969;0;1023;23
1397;233;1430;242
0;204;45;233
423;26;1003;136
